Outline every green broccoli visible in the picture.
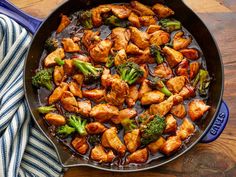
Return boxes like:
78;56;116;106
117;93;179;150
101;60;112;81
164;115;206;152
73;59;103;83
32;68;53;90
193;69;210;96
78;10;93;29
68;115;87;136
141;115;166;145
57;124;75;136
121;118;137;133
104;15;129;28
159;18;182;32
37;105;56;114
148;76;172;96
105;55;114;68
117;62;144;85
150;44;164;64
54;57;65;66
44;37;59;53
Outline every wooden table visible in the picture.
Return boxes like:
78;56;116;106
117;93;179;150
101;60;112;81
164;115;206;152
10;0;236;176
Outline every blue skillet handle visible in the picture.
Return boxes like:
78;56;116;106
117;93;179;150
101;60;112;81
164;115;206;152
201;100;229;143
0;0;43;34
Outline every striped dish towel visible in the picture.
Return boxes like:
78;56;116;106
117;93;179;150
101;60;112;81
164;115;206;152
0;14;63;177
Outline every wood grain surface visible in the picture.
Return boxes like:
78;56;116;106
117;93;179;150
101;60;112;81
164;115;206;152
9;0;236;176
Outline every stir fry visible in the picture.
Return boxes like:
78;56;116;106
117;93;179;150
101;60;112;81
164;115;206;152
32;1;211;165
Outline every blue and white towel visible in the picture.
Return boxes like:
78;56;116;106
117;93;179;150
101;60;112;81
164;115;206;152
0;14;62;177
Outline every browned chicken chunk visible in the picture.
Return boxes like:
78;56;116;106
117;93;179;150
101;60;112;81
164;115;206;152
188;99;210;121
139;16;157;26
63;59;75;75
173;31;192;51
54;66;66;86
86;122;107;134
82;89;105;102
127;148;148;163
179;48;199;60
114;49;127;66
128;12;141;28
164;114;177;133
179;85;195;100
137;64;149;83
126;85;139;107
153;63;173;79
139;79;152;99
128;48;155;64
124;129;141;153
56;14;70;33
190;62;200;79
177;118;195;140
102;127;126;155
91;5;111;27
170;104;186;119
44;113;66;126
62;38;81;52
152;3;174;18
111;4;131;18
130;1;155;16
82;30;101;49
147;137;166;154
175;59;189;78
48;82;68;104
160;136;182;156
126;42;143;55
101;68;113;88
44;48;65;67
166;76;186;93
111;108;137;124
111;27;130;51
90;103;119;122
141;90;165;105
149;30;170;46
77;100;92;117
71;137;89;155
68;81;82;98
60;91;79;113
163;46;183;68
129;27;149;50
146;24;161;34
91;145;115;163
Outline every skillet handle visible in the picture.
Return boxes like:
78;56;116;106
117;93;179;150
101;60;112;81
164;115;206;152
0;0;43;34
201;100;229;143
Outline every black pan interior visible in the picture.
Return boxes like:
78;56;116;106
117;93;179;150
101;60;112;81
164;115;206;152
24;0;223;172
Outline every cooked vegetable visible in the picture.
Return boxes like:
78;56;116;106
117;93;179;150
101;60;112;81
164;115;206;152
57;124;75;136
73;59;103;83
121;118;137;133
150;44;164;64
105;55;114;68
159;18;181;32
148;76;172;96
45;37;59;53
54;57;65;66
105;15;129;28
192;69;210;96
68;115;87;136
117;62;144;85
78;10;93;29
141;115;166;145
32;68;53;90
37;105;56;114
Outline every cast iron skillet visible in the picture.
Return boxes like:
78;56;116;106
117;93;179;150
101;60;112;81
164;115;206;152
0;0;230;172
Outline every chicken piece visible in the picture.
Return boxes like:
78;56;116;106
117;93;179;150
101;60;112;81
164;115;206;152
44;48;65;67
114;49;127;66
179;85;195;100
61;38;80;52
105;78;129;107
171;104;186;119
72;74;84;87
147;137;166;154
139;79;152;99
102;127;126;155
129;27;149;50
188;99;210;121
128;12;141;28
130;1;155;16
190;62;200;79
91;145;115;163
77;100;92;117
149;30;170;46
111;4;131;19
164;114;177;133
111;27;130;51
166;76;186;93
126;85;139;107
179;48;199;60
71;137;89;155
153;63;173;79
90;39;113;63
44;113;66;126
127;148;148;163
175;59;189;77
128;48;155;64
56;14;70;33
101;68;113;88
163;46;183;68
126;42;143;55
111;108;137;124
177;118;195;140
48;82;68;104
82;89;105;102
146;24;161;34
68;81;82;98
82;30;101;49
160;136;182;156
139;16;157;26
91;5;112;27
60;91;79;112
152;3;174;18
86;122;107;134
124;129;141;153
173;32;192;51
63;59;75;75
141;90;165;105
54;66;66;86
90;103;119;122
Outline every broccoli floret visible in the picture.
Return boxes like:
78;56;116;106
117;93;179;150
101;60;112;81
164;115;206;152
141;115;166;145
44;37;59;53
54;57;65;66
150;44;164;64
148;76;172;96
37;105;56;114
68;115;87;136
117;62;144;85
57;125;75;136
105;55;114;68
78;10;93;29
32;68;53;90
193;69;210;96
88;135;101;146
73;60;103;84
159;18;181;32
121;118;137;133
105;15;129;28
